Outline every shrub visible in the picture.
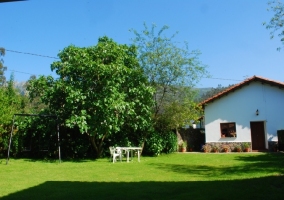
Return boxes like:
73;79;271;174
212;145;219;152
144;130;177;156
144;131;164;156
242;142;250;149
202;144;211;152
222;144;230;152
235;144;242;152
163;131;178;153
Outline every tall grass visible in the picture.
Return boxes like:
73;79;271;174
1;153;284;199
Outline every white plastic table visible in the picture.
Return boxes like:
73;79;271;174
116;147;142;162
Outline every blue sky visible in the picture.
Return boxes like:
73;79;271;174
1;0;284;88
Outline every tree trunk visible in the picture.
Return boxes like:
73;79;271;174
87;132;108;158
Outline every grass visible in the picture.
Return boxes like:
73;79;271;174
0;152;284;199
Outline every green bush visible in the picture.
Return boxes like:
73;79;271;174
144;131;164;156
144;130;177;156
163;131;177;153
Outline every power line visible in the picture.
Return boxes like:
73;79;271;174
203;77;242;82
3;49;244;82
7;68;243;83
6;49;59;59
8;69;35;75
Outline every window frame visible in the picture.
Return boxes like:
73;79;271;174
220;122;237;138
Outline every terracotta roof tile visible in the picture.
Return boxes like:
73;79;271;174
200;75;284;106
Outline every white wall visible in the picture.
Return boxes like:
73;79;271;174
204;82;284;144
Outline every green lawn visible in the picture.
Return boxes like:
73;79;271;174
1;152;284;199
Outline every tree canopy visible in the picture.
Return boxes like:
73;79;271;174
28;37;154;157
265;0;284;50
131;23;208;132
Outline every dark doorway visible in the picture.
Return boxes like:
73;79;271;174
250;121;266;150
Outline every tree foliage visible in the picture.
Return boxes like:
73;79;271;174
0;75;26;156
0;75;24;134
27;37;154;157
23;75;48;113
265;0;284;50
131;23;208;132
140;129;177;156
0;47;7;86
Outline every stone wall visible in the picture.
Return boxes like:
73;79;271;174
203;142;250;152
179;128;279;152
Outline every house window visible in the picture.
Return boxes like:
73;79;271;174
220;122;236;138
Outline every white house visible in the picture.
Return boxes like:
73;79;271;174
201;76;284;151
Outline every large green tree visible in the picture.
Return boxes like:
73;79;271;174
131;23;208;133
28;37;154;157
265;0;284;50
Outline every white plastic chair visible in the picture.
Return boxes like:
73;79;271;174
109;147;121;163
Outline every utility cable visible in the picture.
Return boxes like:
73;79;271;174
5;49;59;59
3;49;244;82
202;77;242;82
8;69;35;75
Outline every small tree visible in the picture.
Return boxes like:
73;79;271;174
131;23;208;133
155;86;202;133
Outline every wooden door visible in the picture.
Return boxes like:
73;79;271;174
250;121;266;150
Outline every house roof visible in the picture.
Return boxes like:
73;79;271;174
201;75;284;106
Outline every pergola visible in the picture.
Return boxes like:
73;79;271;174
6;113;61;164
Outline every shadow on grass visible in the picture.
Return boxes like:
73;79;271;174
2;153;284;199
150;153;284;177
18;158;99;163
1;176;284;200
234;152;284;163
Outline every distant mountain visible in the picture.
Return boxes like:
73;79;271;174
14;81;28;96
195;84;234;102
